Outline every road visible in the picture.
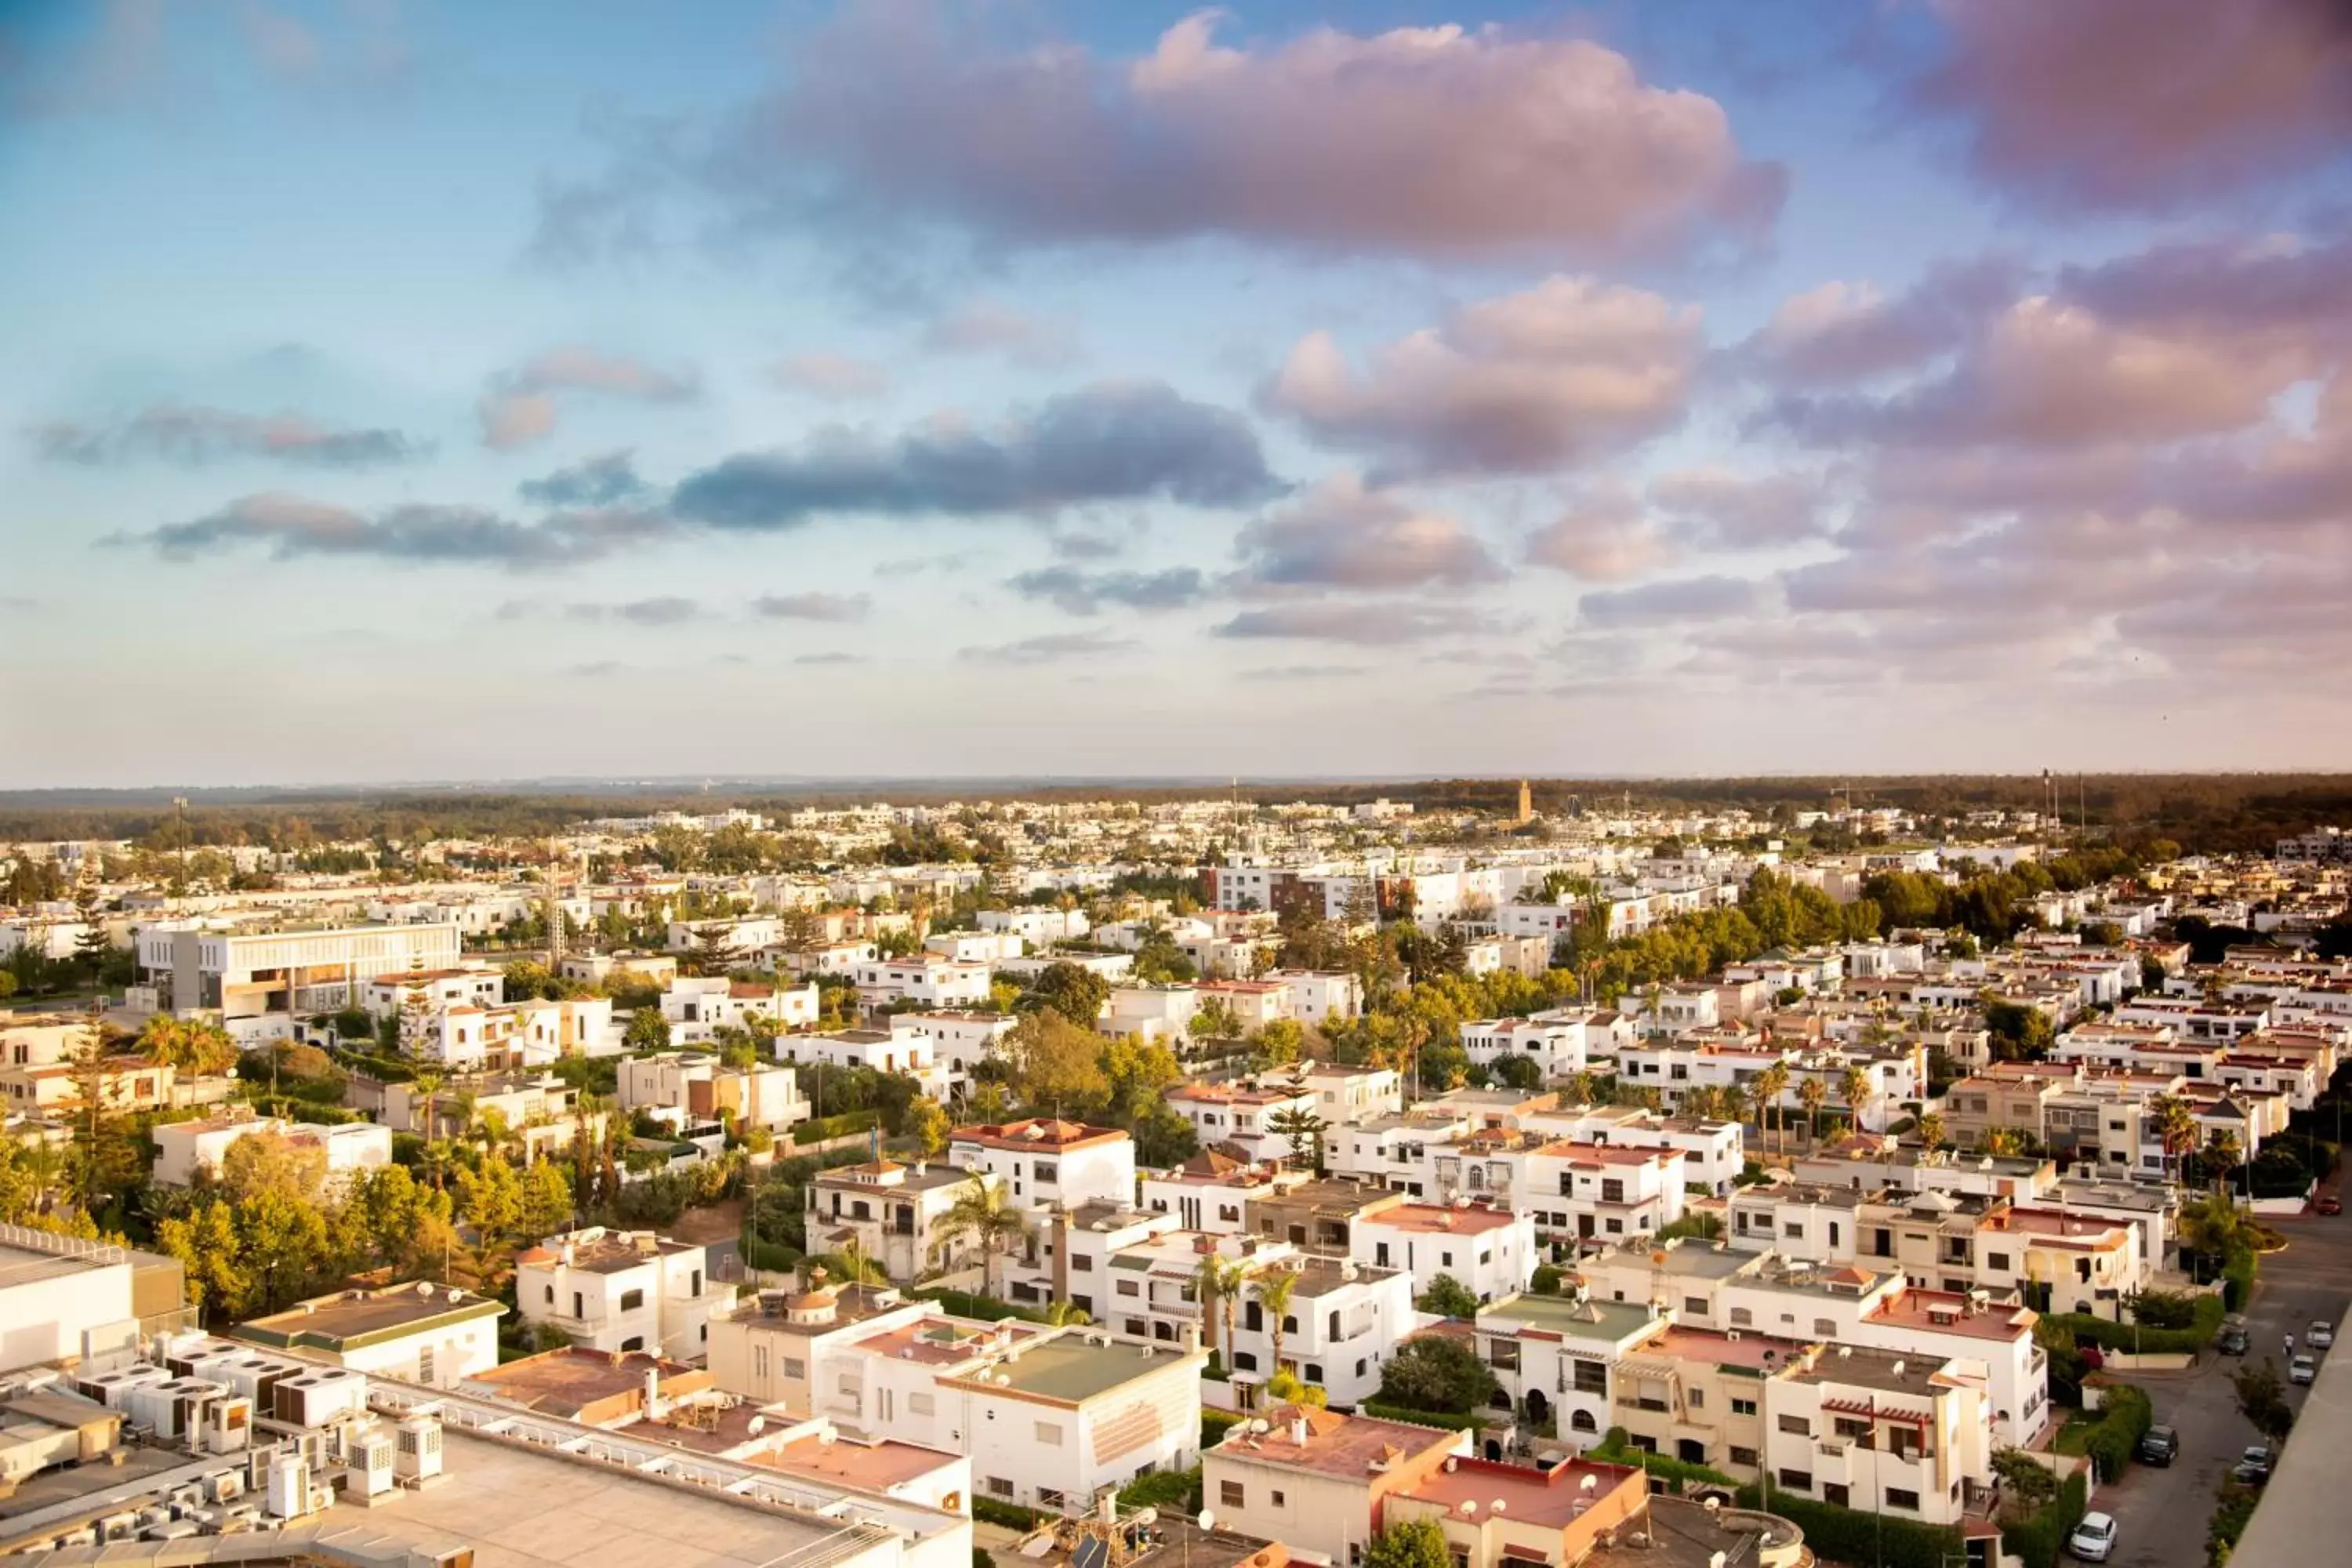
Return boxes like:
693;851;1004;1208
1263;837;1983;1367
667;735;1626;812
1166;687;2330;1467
2092;1199;2352;1568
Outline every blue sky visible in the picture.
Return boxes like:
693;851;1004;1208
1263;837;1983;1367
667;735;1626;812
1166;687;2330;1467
4;0;2350;787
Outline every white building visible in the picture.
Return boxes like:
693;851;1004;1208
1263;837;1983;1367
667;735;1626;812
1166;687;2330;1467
1350;1202;1536;1304
137;921;464;1046
946;1120;1136;1211
229;1282;503;1389
151;1114;393;1192
659;976;819;1044
853;955;993;1010
514;1227;735;1362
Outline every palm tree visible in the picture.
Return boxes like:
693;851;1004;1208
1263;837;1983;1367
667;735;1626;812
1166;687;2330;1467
136;1016;239;1077
1798;1077;1828;1145
2205;1129;2243;1200
1840;1065;1875;1134
1754;1062;1791;1154
1044;1300;1091;1327
1194;1254;1248;1371
936;1175;1029;1296
2149;1094;2198;1186
1917;1111;1947;1153
1568;1070;1600;1107
1254;1265;1301;1376
1983;1127;2024;1159
1719;1084;1748;1125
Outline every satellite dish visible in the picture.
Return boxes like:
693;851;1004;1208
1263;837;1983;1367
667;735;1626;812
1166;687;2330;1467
1197;1510;1217;1534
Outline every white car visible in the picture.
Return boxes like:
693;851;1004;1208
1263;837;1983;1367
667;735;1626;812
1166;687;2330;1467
2311;1320;2335;1349
2069;1512;2119;1563
2291;1355;2318;1385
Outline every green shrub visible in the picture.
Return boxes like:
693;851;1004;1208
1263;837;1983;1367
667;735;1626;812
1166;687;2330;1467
2222;1252;2257;1313
973;1498;1044;1530
742;1239;803;1274
1588;1429;1737;1494
2078;1384;2152;1482
1117;1466;1201;1513
1529;1264;1565;1296
2001;1468;2089;1568
909;1287;1047;1323
1738;1486;1967;1568
2206;1482;2257;1566
1202;1408;1246;1450
794;1109;884;1145
2051;1294;2223;1356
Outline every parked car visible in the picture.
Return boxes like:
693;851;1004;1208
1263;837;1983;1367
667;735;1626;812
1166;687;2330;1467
2136;1425;2180;1466
2068;1512;2119;1563
2235;1446;2275;1484
2291;1355;2318;1385
2311;1320;2335;1349
2218;1324;2251;1356
2319;1195;2342;1216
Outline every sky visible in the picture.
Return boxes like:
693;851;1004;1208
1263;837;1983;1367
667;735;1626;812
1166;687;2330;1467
3;0;2350;789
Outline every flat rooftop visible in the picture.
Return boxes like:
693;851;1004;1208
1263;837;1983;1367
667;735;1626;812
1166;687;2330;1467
1482;1294;1660;1341
1213;1403;1464;1478
953;1334;1196;1404
468;1348;710;1417
759;1432;963;1492
1397;1454;1643;1530
232;1283;503;1350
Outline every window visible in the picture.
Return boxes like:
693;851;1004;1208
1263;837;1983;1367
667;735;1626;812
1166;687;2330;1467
1573;1361;1607;1395
754;1345;771;1381
1035;1162;1058;1183
1221;1481;1246;1508
1602;1179;1626;1203
783;1357;805;1379
1039;1490;1067;1511
1987;1252;2012;1272
1073;1254;1094;1272
1777;1469;1812;1492
1730;1446;1759;1467
1272;1490;1287;1508
1784;1222;1803;1237
417;1347;436;1385
619;1288;644;1312
621;1336;644;1352
1833;1417;1872;1442
1886;1489;1920;1512
1571;1410;1598;1432
1235;1352;1259;1372
1687;1388;1704;1410
1824;1483;1850;1508
989;1478;1014;1498
1730;1308;1754;1327
1684;1297;1707;1316
1036;1422;1064;1446
1307;1364;1324;1384
1117;1279;1140;1297
1777;1415;1812;1436
1813;1319;1837;1337
1730;1397;1756;1417
1127;1319;1147;1337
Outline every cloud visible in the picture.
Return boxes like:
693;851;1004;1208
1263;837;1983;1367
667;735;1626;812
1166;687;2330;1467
771;353;893;399
1236;663;1371;681
1579;575;1769;627
793;652;870;666
477;347;699;450
1232;474;1501;590
517;451;648;507
566;597;696;626
1733;258;2021;388
1263;276;1700;478
1904;0;2352;213
960;629;1139;664
569;660;625;678
923;302;1078;367
1766;295;2313;452
30;403;422;469
1647;466;1831;548
1007;567;1207;615
670;380;1280;530
2054;230;2352;348
111;492;670;566
1524;486;1675;581
746;6;1780;263
1214;601;1498;644
752;592;874;622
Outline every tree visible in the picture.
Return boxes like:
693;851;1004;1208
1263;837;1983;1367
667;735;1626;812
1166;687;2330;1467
1133;1102;1200;1167
64;1025;136;1218
136;1016;239;1078
1363;1519;1451;1568
219;1132;328;1207
1101;1036;1184;1123
1374;1335;1498;1414
685;925;739;978
937;1175;1029;1294
1000;1010;1111;1114
1798;1076;1828;1143
2231;1358;2295;1443
520;1156;575;1240
1255;1266;1301;1375
1021;962;1111;1028
1263;1367;1327;1408
2205;1128;2243;1197
1265;1104;1331;1171
624;1009;671;1051
453;1156;527;1284
1839;1065;1875;1132
1753;1062;1791;1154
906;1095;952;1157
2150;1094;2198;1185
71;869;111;979
1916;1110;1947;1152
1253;1019;1306;1067
1490;1054;1543;1090
1193;1254;1247;1370
1415;1272;1481;1319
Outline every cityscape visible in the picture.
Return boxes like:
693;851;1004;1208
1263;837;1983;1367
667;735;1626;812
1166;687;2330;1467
4;6;2352;1568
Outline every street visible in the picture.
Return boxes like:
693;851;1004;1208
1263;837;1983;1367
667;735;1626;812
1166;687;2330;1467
2089;1204;2352;1568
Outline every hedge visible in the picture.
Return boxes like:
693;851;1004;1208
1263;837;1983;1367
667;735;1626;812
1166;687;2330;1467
742;1240;803;1274
1737;1484;1967;1568
2223;1252;2257;1313
974;1498;1045;1531
910;1287;1048;1323
1203;1408;1246;1450
2078;1384;2153;1482
794;1109;884;1145
1360;1403;1478;1432
2002;1468;2089;1568
1588;1430;1737;1494
1117;1466;1201;1514
2053;1294;2224;1356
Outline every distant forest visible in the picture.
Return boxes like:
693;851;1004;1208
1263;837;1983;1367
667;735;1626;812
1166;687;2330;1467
1;774;2346;858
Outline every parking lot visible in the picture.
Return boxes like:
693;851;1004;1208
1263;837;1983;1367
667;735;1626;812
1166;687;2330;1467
2087;1204;2352;1568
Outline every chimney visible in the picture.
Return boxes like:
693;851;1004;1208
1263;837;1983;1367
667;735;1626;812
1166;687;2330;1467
644;1366;665;1418
1292;1415;1309;1447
